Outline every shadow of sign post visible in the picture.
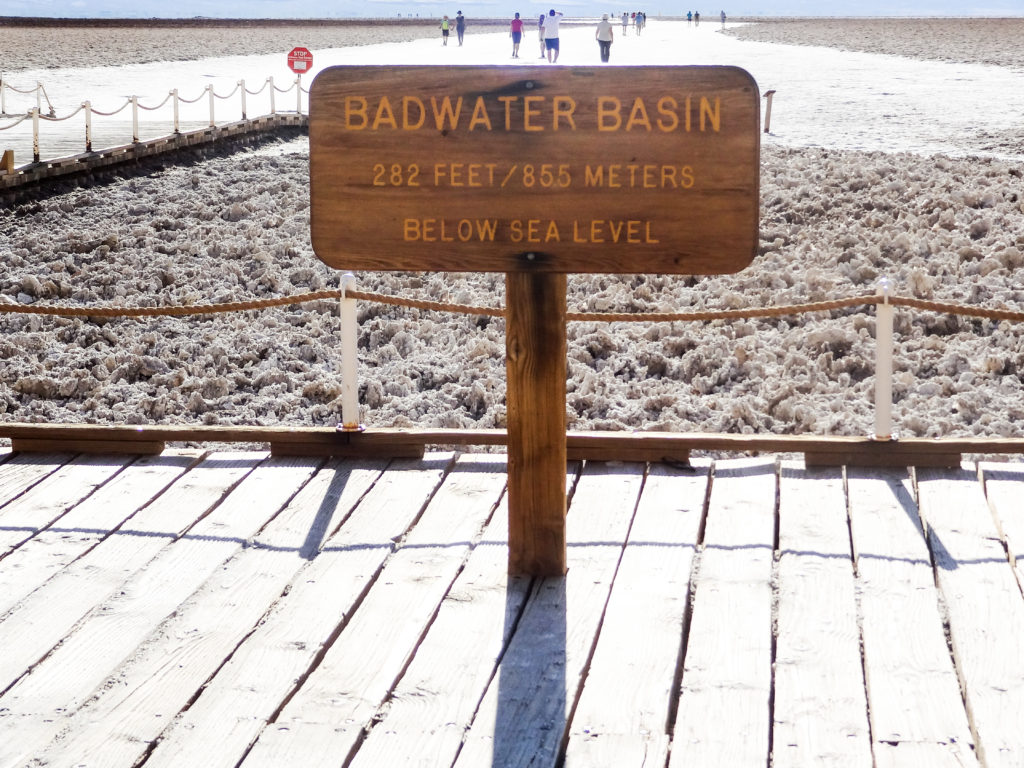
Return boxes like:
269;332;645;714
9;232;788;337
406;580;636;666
310;64;760;576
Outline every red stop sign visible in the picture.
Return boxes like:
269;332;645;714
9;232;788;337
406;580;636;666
287;47;313;74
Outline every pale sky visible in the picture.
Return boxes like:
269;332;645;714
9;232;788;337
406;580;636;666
3;0;1022;17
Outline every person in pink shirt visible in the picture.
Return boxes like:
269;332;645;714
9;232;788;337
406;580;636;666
510;12;524;58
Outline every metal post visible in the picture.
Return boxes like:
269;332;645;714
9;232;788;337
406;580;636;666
31;107;40;163
338;272;362;432
131;96;139;143
763;89;776;134
239;80;246;120
172;89;180;133
208;84;215;128
269;77;276;115
84;101;92;152
874;277;894;440
296;75;302;115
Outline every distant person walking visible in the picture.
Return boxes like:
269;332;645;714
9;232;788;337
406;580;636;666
440;14;451;45
596;13;614;62
455;11;466;45
538;14;547;57
510;12;524;57
687;10;692;24
621;12;629;35
720;9;726;26
635;10;645;34
694;11;701;25
544;8;564;63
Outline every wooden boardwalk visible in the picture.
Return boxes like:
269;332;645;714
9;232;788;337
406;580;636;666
0;447;1022;768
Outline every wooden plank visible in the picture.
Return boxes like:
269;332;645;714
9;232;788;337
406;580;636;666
805;445;961;469
846;467;977;767
452;461;644;768
0;452;310;768
241;454;508;768
347;474;532;768
917;465;1024;768
0;450;201;618
980;462;1024;592
0;453;132;557
139;455;450;768
29;457;396;768
4;423;1024;461
669;457;776;768
506;271;567;576
773;462;872;767
10;437;165;455
564;461;711;767
0;452;72;514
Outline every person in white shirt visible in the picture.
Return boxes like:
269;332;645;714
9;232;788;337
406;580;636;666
595;13;614;62
544;9;564;63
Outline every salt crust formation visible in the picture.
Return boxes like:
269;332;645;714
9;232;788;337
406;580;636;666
2;138;1024;441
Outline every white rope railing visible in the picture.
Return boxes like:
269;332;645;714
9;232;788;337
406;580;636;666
1;73;307;166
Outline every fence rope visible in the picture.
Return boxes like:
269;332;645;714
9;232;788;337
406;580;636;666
1;289;1023;325
138;93;174;111
89;99;132;117
40;105;86;122
213;83;241;100
176;90;207;105
3;81;40;95
0;114;31;131
244;80;269;96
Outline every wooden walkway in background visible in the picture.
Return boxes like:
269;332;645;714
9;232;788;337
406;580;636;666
0;447;1022;768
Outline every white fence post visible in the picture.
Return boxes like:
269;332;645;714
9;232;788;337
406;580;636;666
874;277;894;440
1;76;6;116
31;107;40;163
296;75;302;115
131;96;139;143
239;80;247;120
269;77;276;115
36;82;42;115
208;84;215;128
84;101;92;152
339;272;362;432
172;89;180;133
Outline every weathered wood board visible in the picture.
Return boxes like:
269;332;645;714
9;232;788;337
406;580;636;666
981;462;1024;592
141;456;443;768
846;467;977;767
0;451;200;618
773;463;871;767
452;461;642;768
669;458;776;768
31;458;392;768
917;465;1024;768
310;65;760;274
242;454;507;767
0;453;313;768
348;485;531;768
564;461;711;767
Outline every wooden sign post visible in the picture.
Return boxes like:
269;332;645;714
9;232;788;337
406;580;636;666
309;65;761;575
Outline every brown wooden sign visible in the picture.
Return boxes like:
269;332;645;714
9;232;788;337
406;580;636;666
310;65;760;275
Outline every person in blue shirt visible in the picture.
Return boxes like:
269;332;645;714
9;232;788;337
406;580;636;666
455;11;466;46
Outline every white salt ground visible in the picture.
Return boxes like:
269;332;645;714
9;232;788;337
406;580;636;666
1;20;1024;444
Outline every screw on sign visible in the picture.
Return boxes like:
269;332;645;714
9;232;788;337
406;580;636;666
287;47;313;74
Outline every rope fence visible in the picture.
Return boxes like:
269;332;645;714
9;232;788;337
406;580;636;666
1;281;1021;439
0;74;310;164
1;285;1022;323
